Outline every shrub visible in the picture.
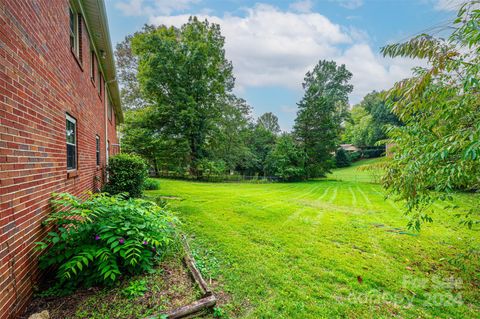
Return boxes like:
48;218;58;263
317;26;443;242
36;193;177;288
144;178;160;190
335;148;351;168
349;151;361;162
104;153;148;198
265;134;306;181
361;148;385;158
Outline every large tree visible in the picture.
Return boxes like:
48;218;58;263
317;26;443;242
265;133;305;181
294;60;353;178
131;17;234;177
115;25;156;110
343;91;401;147
257;112;281;135
381;2;480;229
207;95;254;173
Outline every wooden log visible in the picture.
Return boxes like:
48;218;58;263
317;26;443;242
183;254;211;296
144;294;216;319
181;235;211;295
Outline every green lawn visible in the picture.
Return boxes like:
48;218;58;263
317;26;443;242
147;160;479;319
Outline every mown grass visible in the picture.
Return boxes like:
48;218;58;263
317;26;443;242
148;160;480;319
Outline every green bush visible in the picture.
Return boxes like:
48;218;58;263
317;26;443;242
265;134;306;181
36;193;177;288
335;148;351;168
104;153;148;198
144;178;160;190
349;151;361;162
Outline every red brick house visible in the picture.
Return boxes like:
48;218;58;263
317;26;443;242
0;1;122;317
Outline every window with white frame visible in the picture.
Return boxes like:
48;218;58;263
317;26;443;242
66;114;77;170
69;6;82;62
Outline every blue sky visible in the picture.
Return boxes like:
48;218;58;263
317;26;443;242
105;0;460;131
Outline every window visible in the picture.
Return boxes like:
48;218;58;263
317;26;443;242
90;51;95;82
96;135;100;166
97;69;102;96
69;8;76;53
108;99;113;122
66;114;77;170
69;7;82;63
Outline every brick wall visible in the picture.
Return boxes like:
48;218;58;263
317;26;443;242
0;1;119;318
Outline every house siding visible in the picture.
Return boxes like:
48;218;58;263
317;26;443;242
0;1;120;318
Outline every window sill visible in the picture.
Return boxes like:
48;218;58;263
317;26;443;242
91;78;96;87
67;170;79;179
96;165;101;171
71;49;83;71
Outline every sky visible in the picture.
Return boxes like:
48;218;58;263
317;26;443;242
105;0;462;131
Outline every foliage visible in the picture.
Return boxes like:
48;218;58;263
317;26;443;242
197;159;226;177
294;60;353;178
361;148;384;158
207;95;255;173
349;151;361;162
381;1;480;229
144;178;160;190
344;91;401;147
36;193;177;287
115;25;155;110
121;279;148;299
265;134;305;181
257;112;280;135
103;153;148;198
244;124;277;176
213;307;228;318
131;18;234;178
334;148;351;168
343;105;374;147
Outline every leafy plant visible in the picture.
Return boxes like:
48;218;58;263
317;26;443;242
213;307;227;318
144;178;160;190
103;153;148;198
381;1;480;229
36;192;177;288
121;279;148;299
265;133;305;181
334;148;351;168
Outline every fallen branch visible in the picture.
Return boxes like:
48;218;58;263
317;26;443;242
143;236;217;319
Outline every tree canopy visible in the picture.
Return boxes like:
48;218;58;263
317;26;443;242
130;18;234;177
294;60;353;178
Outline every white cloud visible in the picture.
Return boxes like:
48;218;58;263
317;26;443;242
149;4;421;104
331;0;364;10
289;0;314;13
115;0;199;16
433;0;465;11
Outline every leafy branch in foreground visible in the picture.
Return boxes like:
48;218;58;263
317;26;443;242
36;193;178;288
381;1;480;230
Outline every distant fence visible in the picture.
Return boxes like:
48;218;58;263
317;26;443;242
326;173;381;184
155;173;382;184
155;173;280;183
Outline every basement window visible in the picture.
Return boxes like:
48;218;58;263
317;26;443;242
66;114;77;170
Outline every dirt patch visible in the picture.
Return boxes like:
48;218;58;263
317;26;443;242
21;257;202;319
